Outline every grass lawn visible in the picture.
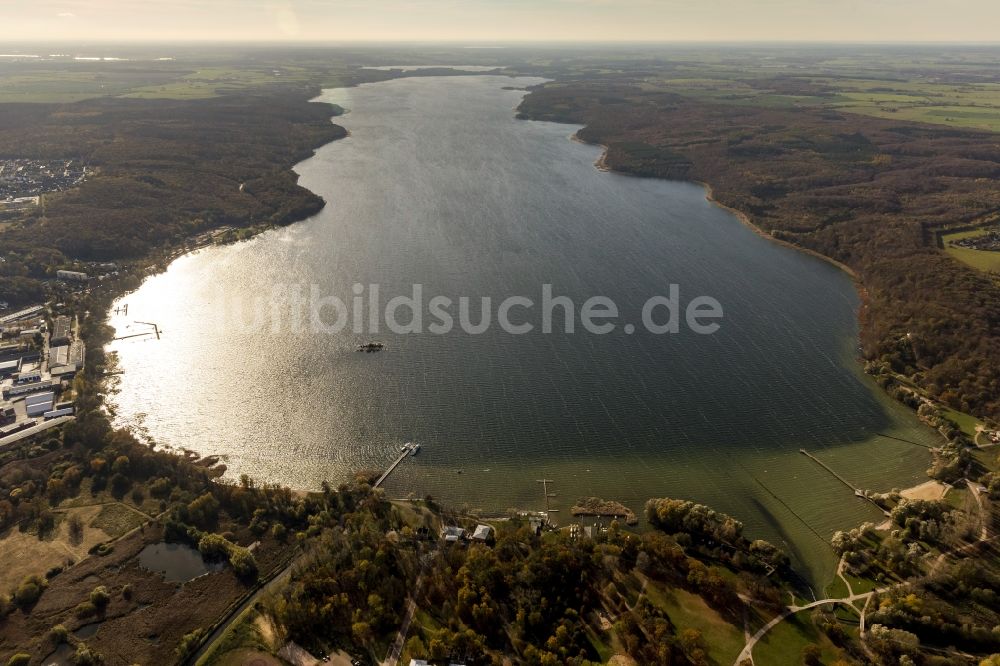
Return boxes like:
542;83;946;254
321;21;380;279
938;406;985;439
946;246;1000;273
843;574;877;595
752;609;845;665
584;622;615;663
824;575;849;599
642;580;745;665
0;504;110;590
944;487;969;511
197;607;271;666
941;228;1000;274
90;502;148;538
972;448;999;473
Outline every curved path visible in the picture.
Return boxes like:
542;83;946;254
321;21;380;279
737;479;994;664
733;588;884;665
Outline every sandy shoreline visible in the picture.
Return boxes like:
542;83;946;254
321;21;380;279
899;479;949;501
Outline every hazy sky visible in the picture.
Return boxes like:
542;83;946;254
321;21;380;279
6;0;1000;43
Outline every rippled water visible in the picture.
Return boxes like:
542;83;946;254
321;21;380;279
108;75;935;586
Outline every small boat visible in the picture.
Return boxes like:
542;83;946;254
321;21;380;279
409;443;421;456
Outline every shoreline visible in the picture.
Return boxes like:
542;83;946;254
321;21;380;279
574;129;860;282
698;181;860;282
575;130;876;357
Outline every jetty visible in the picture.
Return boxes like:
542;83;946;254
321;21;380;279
373;442;418;488
800;449;890;516
536;479;559;514
113;321;161;342
874;432;931;449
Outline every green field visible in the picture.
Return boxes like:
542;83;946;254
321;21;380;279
621;54;1000;133
752;608;848;665
941;227;1000;273
0;61;348;103
642;580;746;665
939;405;985;439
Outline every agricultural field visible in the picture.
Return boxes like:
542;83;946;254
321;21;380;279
0;57;349;103
941;227;1000;273
572;48;1000;133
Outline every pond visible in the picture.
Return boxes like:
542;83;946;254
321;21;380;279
138;542;222;583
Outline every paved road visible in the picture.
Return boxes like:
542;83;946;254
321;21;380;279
733;589;886;665
381;595;418;666
736;479;995;665
188;549;308;665
0;415;74;448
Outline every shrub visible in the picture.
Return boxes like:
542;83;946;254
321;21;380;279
109;473;130;499
149;477;172;499
68;514;85;545
175;629;205;660
75;601;97;618
51;623;69;642
73;643;102;665
197;533;231;560
7;654;31;666
229;547;258;580
187;492;220;529
13;575;45;608
90;585;110;610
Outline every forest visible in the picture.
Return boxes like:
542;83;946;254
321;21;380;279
0;84;344;302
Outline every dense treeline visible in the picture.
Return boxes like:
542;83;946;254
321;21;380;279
264;496;791;665
0;89;344;302
519;81;1000;421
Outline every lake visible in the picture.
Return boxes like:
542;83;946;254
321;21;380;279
108;75;936;587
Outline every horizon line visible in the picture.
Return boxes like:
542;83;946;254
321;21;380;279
3;38;1000;47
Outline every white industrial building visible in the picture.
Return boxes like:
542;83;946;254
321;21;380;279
56;270;88;282
25;391;55;417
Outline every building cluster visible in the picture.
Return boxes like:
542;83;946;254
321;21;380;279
0;306;79;443
950;227;1000;252
0;158;87;203
56;269;90;283
0;304;45;341
439;523;494;544
48;314;86;378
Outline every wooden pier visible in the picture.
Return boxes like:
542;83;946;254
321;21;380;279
112;321;161;342
536;478;559;514
373;443;417;489
800;449;890;516
874;432;931;449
